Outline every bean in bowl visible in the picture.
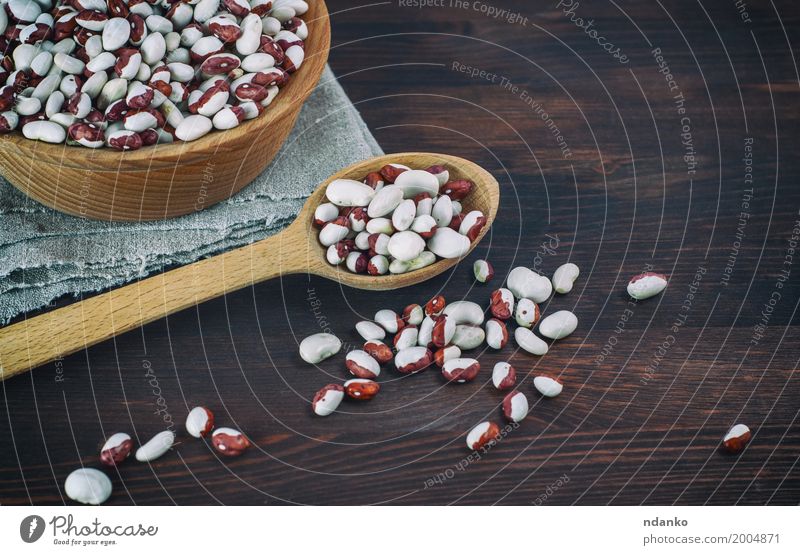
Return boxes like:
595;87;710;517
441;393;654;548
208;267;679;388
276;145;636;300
0;0;310;149
315;162;487;275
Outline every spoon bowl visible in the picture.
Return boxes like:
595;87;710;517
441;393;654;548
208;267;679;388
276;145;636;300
284;152;499;289
0;152;499;380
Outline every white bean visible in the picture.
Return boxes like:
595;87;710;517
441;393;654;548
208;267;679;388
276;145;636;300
387;231;425;262
451;325;485;350
507;266;552;302
427;227;470;259
533;376;563;398
538;310;577;340
431;195;453;227
326;179;376;207
552;263;580;294
64;468;112;505
391;199;416;231
174;114;213;141
514;327;548;355
299;333;342;364
393;168;439;198
367;185;404;218
135;430;175;462
355;321;385;341
102;18;131;51
443;301;484;325
235;13;262;55
374;309;401;333
627;272;668;300
22;120;66;143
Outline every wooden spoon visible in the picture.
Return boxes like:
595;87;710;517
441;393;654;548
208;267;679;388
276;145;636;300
0;152;499;381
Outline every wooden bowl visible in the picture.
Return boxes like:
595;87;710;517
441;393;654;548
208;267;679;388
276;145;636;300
0;2;330;222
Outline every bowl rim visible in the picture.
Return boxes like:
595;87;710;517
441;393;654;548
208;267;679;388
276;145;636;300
0;1;331;168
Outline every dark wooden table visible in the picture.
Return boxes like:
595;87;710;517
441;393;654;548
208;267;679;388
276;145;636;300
2;0;798;505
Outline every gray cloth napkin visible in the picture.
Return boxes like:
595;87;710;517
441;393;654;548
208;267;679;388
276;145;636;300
0;66;383;323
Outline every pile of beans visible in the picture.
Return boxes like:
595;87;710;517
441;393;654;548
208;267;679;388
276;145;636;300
300;264;729;454
0;0;309;149
314;161;487;275
301;262;585;450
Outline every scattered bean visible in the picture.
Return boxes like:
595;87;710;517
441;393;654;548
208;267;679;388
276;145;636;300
363;340;393;364
346;350;380;379
514;298;540;328
514;327;548;355
489;288;514;320
485;318;508;349
451;324;485;350
299;333;342;364
722;423;751;454
185;406;215;438
402;303;424;325
417;315;435;346
312;384;345;416
507;266;553;302
627;272;668;300
431;313;456;347
425;295;447;316
552;263;579;294
393;325;418;350
374;309;402;333
433;344;461;367
344;379;380;400
466;421;500;451
100;433;134;467
503;391;529;423
394;346;433;374
135;430;175;462
64;468;112;505
211;427;250;456
538;310;578;340
441;357;480;383
492;362;516;390
533;376;563;398
443;301;484;326
473;259;494;283
355;320;385;341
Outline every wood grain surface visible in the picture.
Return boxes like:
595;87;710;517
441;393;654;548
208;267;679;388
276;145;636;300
1;0;798;505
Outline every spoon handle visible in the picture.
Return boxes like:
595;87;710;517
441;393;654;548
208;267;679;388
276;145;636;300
0;224;308;381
